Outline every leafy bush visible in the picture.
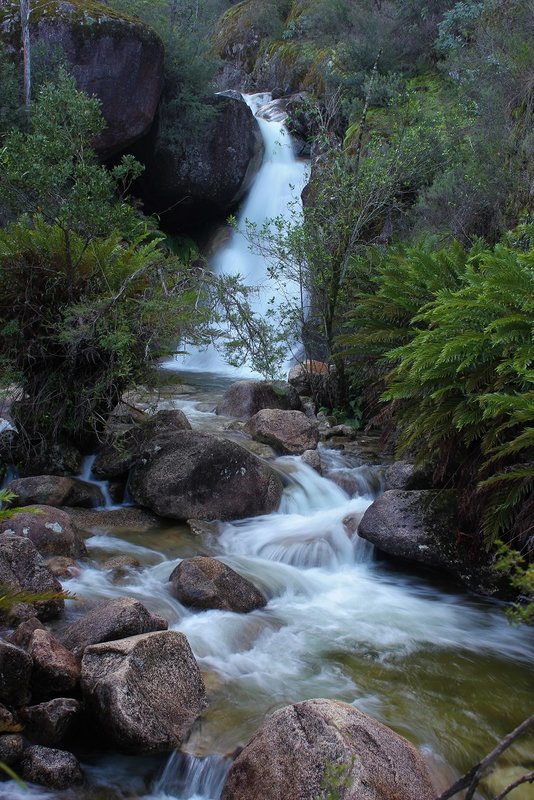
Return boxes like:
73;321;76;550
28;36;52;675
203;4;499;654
341;236;533;554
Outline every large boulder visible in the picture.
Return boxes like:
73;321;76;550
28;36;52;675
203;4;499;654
21;744;84;790
357;490;457;569
216;381;291;419
81;630;207;753
244;409;319;455
0;534;64;622
29;629;81;699
0;0;164;156
169;557;267;613
221;699;435;800
0;640;32;707
0;504;87;558
140;93;264;228
92;408;192;479
7;475;104;509
128;430;283;521
58;597;168;659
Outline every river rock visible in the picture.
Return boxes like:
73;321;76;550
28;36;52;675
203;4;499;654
0;504;87;558
216;381;291;418
287;360;330;396
140;93;264;228
244;409;319;455
6;616;45;650
81;630;207;753
0;734;23;766
20;698;81;747
0;534;64;622
128;430;283;521
93;408;193;479
21;744;84;790
357;490;457;569
0;0;164;157
221;698;435;800
0;640;32;707
29;628;81;699
169;557;267;613
46;555;80;579
301;449;322;473
7;475;104;509
58;597;168;659
383;462;431;491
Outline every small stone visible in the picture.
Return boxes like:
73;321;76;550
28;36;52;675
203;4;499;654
21;745;84;789
0;640;32;707
20;698;81;747
169;557;267;613
0;734;23;766
29;629;81;699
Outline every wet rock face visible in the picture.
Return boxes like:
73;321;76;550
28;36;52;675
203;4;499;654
0;504;87;558
169;557;267;613
357;490;456;569
81;630;207;754
140;93;264;228
216;380;291;419
244;409;319;455
128;430;283;521
21;744;84;790
20;698;81;747
92;408;193;479
22;1;165;156
0;640;32;707
6;475;104;509
58;597;168;660
0;534;64;622
29;629;81;699
221;699;435;800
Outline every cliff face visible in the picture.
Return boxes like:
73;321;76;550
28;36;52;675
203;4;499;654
0;0;164;156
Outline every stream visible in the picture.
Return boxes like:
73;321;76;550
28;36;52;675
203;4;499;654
2;96;533;800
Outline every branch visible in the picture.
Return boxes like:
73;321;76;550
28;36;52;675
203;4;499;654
493;771;534;800
435;715;534;800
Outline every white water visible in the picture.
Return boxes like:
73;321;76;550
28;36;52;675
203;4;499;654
163;93;309;377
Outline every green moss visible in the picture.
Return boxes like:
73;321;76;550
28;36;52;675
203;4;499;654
0;0;158;47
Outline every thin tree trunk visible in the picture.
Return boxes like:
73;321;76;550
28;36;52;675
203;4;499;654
20;0;31;108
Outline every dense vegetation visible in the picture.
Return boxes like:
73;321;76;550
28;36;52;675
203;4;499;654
0;0;531;612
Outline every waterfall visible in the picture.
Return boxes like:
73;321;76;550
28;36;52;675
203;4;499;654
163;93;309;377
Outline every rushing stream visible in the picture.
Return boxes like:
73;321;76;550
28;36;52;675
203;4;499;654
4;385;534;800
3;97;533;800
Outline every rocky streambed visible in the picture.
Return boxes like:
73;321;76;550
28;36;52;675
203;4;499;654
0;376;533;800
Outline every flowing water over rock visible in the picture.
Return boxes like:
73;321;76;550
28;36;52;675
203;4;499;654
163;93;309;377
4;98;533;800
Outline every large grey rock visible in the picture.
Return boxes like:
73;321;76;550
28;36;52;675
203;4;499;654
29;628;81;699
0;0;164;156
0;534;64;622
357;490;456;569
383;462;431;491
81;630;206;753
58;597;168;659
216;381;291;418
21;744;84;789
92;408;192;479
0;640;32;707
169;557;267;613
7;475;104;509
244;409;319;455
20;698;81;747
0;504;87;558
221;699;435;800
128;430;283;521
140;93;264;227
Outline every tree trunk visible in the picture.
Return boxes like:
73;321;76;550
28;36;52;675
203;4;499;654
20;0;31;108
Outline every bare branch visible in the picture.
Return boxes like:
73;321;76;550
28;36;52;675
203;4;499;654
493;770;534;800
435;715;534;800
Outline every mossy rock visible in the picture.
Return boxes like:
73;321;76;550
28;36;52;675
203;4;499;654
0;0;164;156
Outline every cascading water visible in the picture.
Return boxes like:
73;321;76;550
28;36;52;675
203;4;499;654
163;93;309;377
5;100;533;800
